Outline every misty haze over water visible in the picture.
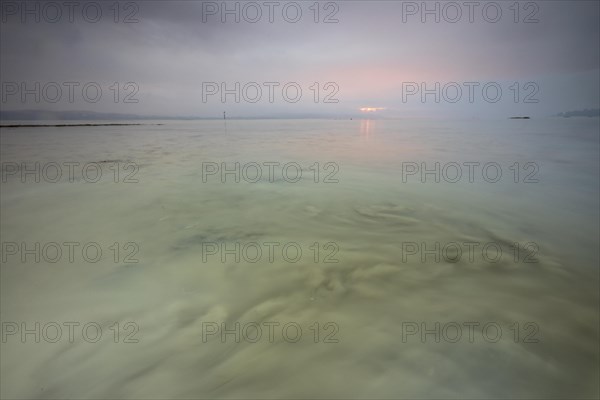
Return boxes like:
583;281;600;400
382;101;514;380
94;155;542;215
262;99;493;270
1;0;599;398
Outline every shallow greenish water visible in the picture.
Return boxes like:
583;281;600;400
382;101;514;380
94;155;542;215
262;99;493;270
1;118;598;398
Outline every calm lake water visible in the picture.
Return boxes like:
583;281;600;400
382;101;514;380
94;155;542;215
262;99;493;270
1;118;598;399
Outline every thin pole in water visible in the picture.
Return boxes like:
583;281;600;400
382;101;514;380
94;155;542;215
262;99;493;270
223;111;226;120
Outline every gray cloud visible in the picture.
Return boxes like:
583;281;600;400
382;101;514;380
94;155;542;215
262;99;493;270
1;0;598;117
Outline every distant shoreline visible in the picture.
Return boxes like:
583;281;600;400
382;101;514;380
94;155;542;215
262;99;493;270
0;123;163;128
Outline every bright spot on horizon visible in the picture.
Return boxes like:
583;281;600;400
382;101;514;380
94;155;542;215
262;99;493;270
360;107;386;112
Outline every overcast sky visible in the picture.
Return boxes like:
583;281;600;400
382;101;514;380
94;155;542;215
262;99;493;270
1;0;599;118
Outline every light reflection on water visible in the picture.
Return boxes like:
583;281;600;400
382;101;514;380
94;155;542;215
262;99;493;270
1;118;598;398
